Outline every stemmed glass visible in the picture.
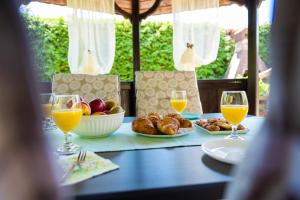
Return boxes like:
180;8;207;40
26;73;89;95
40;93;56;131
170;90;188;114
52;95;82;155
220;91;248;140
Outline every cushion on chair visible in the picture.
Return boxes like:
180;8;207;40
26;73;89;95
135;71;203;116
52;74;120;103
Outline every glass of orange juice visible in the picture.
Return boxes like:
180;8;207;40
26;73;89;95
40;93;56;130
170;90;188;114
52;95;82;155
221;91;248;140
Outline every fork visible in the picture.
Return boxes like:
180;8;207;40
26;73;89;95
60;150;87;183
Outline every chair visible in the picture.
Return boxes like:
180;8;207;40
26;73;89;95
135;71;203;116
52;74;121;103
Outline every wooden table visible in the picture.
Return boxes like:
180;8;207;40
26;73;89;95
67;114;262;200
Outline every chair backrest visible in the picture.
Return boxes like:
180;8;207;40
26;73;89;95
135;71;203;116
52;74;120;103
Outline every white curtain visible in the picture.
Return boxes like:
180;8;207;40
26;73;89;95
67;0;115;75
173;0;220;71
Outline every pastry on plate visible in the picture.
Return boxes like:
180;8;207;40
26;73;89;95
196;118;246;132
132;117;157;135
237;124;246;130
178;118;192;128
165;113;181;121
206;125;221;131
147;112;161;127
214;121;232;130
165;113;192;128
157;118;179;135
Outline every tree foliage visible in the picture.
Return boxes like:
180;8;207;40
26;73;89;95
25;14;272;81
23;13;69;80
259;24;271;67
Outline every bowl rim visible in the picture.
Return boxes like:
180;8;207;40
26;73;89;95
82;111;125;118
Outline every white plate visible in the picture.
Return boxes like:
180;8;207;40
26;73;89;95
133;128;192;138
202;138;249;164
194;122;249;135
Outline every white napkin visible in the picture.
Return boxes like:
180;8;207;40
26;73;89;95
58;151;119;185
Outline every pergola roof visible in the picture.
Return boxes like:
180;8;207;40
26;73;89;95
35;0;247;15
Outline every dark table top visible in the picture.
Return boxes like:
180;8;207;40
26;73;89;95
69;114;236;200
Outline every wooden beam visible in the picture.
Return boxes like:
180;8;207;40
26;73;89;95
246;0;259;115
31;0;260;16
115;2;131;19
140;0;162;20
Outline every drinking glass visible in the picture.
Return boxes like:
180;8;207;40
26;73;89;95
40;93;56;131
170;90;188;114
52;95;82;155
220;91;248;140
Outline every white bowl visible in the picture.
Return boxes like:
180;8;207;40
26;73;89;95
73;111;125;138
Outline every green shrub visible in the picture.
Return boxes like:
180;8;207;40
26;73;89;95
23;13;69;80
110;21;235;80
26;13;271;81
259;24;271;66
259;79;270;96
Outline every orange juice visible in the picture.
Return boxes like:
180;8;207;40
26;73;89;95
170;99;187;113
42;103;59;118
221;105;248;125
52;109;82;133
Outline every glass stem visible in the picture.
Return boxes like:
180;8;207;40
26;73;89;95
231;125;237;138
64;133;69;144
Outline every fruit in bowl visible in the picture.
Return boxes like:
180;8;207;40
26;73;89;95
72;97;125;138
73;110;125;138
89;98;106;114
106;105;123;114
81;102;91;115
92;112;107;115
105;100;117;110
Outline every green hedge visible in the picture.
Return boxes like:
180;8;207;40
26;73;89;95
24;14;69;80
259;24;271;67
24;14;271;81
23;14;236;81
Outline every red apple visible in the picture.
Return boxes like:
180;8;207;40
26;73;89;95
66;98;73;108
89;98;106;114
66;98;82;109
81;102;91;115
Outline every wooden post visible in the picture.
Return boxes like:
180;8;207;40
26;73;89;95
247;0;259;115
115;0;162;116
131;0;141;72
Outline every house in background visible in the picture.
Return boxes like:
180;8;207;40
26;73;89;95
225;28;268;79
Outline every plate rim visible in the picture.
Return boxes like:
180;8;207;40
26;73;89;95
133;128;193;138
194;121;249;135
201;138;248;164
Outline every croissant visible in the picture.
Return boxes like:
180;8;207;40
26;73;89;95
157;117;180;135
165;113;192;128
147;112;161;127
148;112;160;119
178;118;192;128
165;113;182;121
157;123;178;135
132;117;157;135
